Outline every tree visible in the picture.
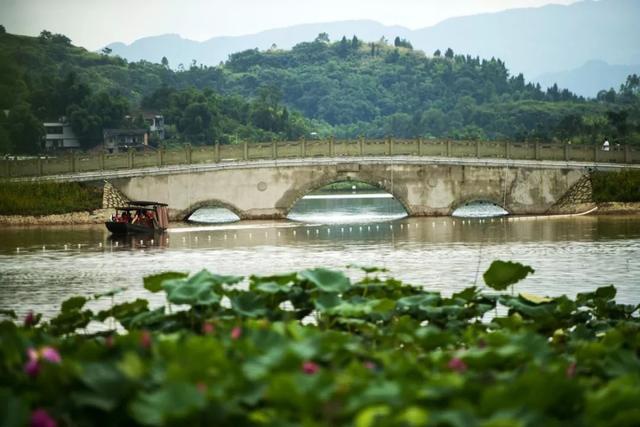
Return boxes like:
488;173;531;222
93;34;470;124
555;114;583;141
8;104;44;154
67;92;129;149
607;110;630;140
445;48;454;59
433;49;441;57
597;89;616;103
51;33;71;45
161;56;169;69
337;36;349;58
101;47;112;56
0;25;6;35
0;115;12;154
394;37;413;49
315;32;330;44
38;30;53;42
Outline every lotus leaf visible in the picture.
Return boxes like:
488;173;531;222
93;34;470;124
61;296;87;312
162;272;222;306
230;293;268;317
298;268;351;293
129;382;206;426
483;260;535;290
144;272;188;293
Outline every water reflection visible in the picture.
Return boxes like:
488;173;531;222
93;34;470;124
288;191;407;223
452;201;509;218
188;207;240;224
107;233;169;250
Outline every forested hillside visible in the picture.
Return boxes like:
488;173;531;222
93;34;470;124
1;27;639;155
165;35;640;143
0;30;312;153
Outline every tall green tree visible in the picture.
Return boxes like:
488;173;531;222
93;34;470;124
8;104;44;154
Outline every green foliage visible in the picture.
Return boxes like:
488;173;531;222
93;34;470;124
592;170;640;202
0;181;102;215
1;263;640;425
2;29;640;153
483;260;535;291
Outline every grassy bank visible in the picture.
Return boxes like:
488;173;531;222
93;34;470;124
0;182;102;215
592;170;640;203
1;262;639;426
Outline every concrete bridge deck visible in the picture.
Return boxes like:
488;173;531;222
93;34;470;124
6;155;640;184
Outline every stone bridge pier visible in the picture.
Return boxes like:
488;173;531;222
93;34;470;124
109;160;593;220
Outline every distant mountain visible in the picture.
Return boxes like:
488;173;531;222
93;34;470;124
409;0;639;78
105;0;640;95
535;60;640;97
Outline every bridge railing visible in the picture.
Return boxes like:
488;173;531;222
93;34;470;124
1;139;639;178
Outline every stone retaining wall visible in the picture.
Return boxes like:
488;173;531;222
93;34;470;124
102;180;129;208
0;209;112;226
547;173;595;214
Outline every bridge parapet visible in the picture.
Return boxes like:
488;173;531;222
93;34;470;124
2;139;639;179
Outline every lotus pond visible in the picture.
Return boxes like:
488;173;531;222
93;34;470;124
1;261;639;426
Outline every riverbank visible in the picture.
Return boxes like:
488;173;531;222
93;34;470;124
0;209;112;226
593;202;640;215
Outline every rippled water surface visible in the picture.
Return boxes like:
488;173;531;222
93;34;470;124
1;193;639;318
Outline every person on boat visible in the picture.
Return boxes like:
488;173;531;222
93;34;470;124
132;210;143;224
145;210;156;227
122;211;132;223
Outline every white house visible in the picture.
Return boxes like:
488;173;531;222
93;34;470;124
147;114;165;140
43;118;80;150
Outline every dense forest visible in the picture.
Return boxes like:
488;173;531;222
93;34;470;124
1;27;639;154
0;29;313;153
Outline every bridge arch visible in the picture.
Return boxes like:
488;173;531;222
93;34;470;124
279;174;412;218
176;199;244;222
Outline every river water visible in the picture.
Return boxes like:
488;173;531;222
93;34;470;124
1;192;639;319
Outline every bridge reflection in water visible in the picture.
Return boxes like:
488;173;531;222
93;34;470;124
187;189;508;224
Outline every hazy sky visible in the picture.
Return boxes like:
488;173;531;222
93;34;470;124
1;0;579;50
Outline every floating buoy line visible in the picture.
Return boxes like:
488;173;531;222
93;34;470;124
7;216;523;254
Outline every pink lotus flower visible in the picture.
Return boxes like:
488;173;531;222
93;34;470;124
230;326;242;340
24;359;40;378
30;409;57;427
447;357;467;373
24;346;62;377
40;347;61;364
139;330;152;349
364;361;377;371
202;322;215;334
302;361;320;375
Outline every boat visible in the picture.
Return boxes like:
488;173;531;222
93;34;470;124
105;201;169;234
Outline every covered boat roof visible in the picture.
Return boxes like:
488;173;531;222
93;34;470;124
127;201;168;207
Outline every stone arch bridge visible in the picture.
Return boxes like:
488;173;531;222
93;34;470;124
99;157;602;220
